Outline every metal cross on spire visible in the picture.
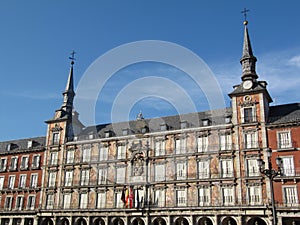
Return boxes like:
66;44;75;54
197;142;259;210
69;50;76;65
241;8;250;24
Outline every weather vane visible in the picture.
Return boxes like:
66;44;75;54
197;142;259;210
241;8;250;24
69;50;76;65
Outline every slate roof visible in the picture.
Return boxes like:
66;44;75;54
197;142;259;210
268;103;300;125
76;108;233;140
0;136;46;153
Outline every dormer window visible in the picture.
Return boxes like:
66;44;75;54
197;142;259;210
88;133;94;139
27;141;33;148
6;144;11;151
225;116;231;124
105;131;112;138
180;121;187;129
122;129;129;136
141;127;148;134
202;119;209;126
160;123;167;131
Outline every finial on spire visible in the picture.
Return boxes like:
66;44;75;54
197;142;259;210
137;110;144;120
69;50;76;65
241;8;250;25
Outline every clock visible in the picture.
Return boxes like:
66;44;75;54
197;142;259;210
243;80;253;90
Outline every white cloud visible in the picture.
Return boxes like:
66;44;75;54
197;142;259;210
287;55;300;67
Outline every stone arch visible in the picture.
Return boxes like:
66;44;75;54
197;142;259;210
41;218;54;225
58;218;70;225
198;217;213;225
247;217;267;225
153;218;167;225
92;218;105;225
131;218;145;225
112;218;124;225
74;218;87;225
24;218;34;225
174;217;189;225
222;217;237;225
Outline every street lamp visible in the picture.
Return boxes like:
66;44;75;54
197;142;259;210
257;149;283;225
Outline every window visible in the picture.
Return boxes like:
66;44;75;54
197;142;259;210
222;187;234;205
221;160;233;178
117;145;126;159
247;159;259;177
9;157;18;171
154;189;165;207
19;174;26;188
176;189;187;206
175;138;186;154
15;196;23;210
176;162;187;180
199;187;210;206
278;131;292;149
80;193;88;209
116;167;126;184
98;168;107;185
243;107;256;123
27;140;33;148
4;196;12;210
30;174;38;188
97;192;106;208
115;192;123;208
282;157;295;176
220;133;232;150
155;140;165;156
180;121;187;129
245;131;258;149
63;193;71;209
283;186;298;205
65;171;73;186
248;186;262;205
99;146;108;161
197;136;208;152
160;124;167;131
122;129;129;135
50;152;58;165
82;146;91;162
66;150;75;164
32;155;40;168
0;158;7;171
48;172;56;187
52;132;59;145
27;195;35;210
46;194;54;209
0;176;4;190
154;164;165;181
20;156;29;169
81;169;90;186
198;161;210;178
8;176;15;189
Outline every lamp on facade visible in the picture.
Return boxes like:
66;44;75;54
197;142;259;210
257;149;283;225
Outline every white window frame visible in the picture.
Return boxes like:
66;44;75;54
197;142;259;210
52;132;60;145
0;176;4;190
197;136;208;152
221;159;233;178
0;158;7;171
27;195;36;210
222;186;234;205
20;156;29;170
115;192;123;208
81;169;90;186
220;133;232;150
63;193;71;209
65;170;73;186
8;175;15;189
244;131;258;149
116;167;126;184
30;174;38;188
283;186;298;206
154;164;165;181
155;140;165;156
32;154;40;168
154;189;165;207
278;131;292;149
97;192;106;208
5;196;13;210
50;152;58;165
99;146;108;161
98;168;107;185
19;174;27;188
66;150;75;164
46;194;54;209
9;156;18;171
80;192;88;209
248;185;262;205
82;146;91;163
282;156;295;176
198;186;210;206
48;172;56;187
176;189;187;206
175;138;186;154
117;145;126;159
15;195;24;210
176;162;187;180
247;158;259;177
242;106;256;123
198;160;210;179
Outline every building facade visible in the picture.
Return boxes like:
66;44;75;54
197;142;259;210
1;20;300;225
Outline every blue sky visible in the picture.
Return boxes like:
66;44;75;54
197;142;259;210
1;1;300;141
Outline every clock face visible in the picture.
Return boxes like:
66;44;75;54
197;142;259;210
243;80;253;90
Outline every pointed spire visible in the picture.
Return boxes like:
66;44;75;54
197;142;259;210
61;51;76;113
240;17;258;81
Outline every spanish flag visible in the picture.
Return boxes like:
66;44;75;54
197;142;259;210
125;188;129;207
129;186;134;208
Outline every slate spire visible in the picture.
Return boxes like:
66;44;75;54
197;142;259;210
61;52;76;114
240;20;258;81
